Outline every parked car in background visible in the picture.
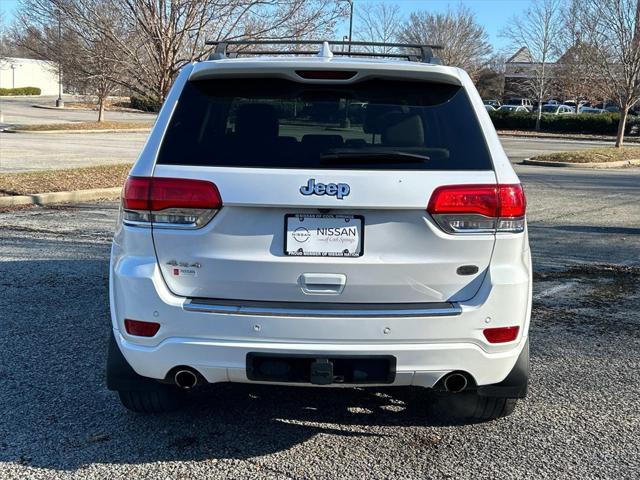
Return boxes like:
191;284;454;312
579;107;606;114
605;105;620;113
538;104;574;115
485;104;497;112
504;98;533;109
483;99;501;109
498;105;531;113
562;101;587;111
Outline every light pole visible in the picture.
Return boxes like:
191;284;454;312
347;0;353;53
10;63;21;89
55;9;64;108
339;0;354;128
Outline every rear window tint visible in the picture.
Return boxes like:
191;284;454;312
157;78;493;170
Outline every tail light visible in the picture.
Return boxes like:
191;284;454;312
122;177;222;229
124;319;161;337
483;326;520;343
427;184;526;234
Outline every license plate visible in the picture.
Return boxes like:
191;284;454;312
285;214;363;257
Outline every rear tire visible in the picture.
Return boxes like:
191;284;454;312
431;392;517;423
118;386;184;414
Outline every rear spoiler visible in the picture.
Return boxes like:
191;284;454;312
189;61;462;86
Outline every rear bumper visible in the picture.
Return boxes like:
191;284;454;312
113;329;527;388
109;248;532;388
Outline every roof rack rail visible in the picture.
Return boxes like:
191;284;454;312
205;39;443;64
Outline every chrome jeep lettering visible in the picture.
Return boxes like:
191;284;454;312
300;179;350;200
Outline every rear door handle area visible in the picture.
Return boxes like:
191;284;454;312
299;273;346;295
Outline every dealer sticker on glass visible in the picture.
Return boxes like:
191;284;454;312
285;214;363;257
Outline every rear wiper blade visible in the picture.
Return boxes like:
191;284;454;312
319;151;430;164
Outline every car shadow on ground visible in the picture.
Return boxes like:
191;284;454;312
0;255;484;472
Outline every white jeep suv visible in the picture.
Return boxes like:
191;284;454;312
108;41;531;421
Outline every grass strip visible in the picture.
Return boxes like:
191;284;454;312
14;121;152;131
0;164;131;196
531;147;640;163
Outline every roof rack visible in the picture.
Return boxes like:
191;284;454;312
205;40;443;64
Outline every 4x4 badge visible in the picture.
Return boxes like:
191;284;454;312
300;178;350;200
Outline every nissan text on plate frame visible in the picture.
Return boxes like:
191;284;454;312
107;40;531;421
285;214;364;257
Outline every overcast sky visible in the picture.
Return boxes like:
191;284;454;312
1;0;532;55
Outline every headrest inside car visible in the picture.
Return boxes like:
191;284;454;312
235;103;279;139
381;113;424;147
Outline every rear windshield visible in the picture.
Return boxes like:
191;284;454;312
157;78;492;170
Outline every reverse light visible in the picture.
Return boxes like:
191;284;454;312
427;184;526;234
483;326;520;343
124;319;161;337
122;177;222;229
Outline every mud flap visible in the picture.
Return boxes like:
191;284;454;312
477;339;529;398
106;331;161;391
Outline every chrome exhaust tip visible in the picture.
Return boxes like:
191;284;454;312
174;369;198;390
443;372;468;393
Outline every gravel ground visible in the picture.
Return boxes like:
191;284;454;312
1;168;639;479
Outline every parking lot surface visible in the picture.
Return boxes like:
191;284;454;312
0;95;156;127
0;165;638;479
0;130;632;172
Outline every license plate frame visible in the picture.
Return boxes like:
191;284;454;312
284;213;364;257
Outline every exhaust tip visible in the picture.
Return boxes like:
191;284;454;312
443;372;468;393
174;369;198;390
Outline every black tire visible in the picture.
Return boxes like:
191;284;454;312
431;392;517;423
118;386;184;414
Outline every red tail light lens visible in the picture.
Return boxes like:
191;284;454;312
498;184;526;217
122;177;151;211
122;177;221;228
124;319;161;337
483;326;520;343
427;184;526;234
428;185;499;217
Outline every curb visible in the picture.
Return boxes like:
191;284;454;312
522;158;640;168
32;104;152;114
32;104;66;110
3;128;151;134
0;187;122;208
498;131;640;143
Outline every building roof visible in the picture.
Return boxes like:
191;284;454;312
506;47;533;63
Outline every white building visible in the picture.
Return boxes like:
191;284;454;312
0;57;60;95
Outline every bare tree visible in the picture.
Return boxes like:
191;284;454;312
554;42;602;110
0;11;6;59
475;54;506;100
13;0;124;121
577;0;640;147
502;0;564;130
354;2;402;54
553;0;604;111
16;0;346;106
398;5;491;78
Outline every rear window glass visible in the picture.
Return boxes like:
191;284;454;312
157;78;492;170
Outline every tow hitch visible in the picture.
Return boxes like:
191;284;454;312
310;359;334;385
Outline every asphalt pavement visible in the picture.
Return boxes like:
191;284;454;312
0;95;638;172
0;131;148;172
0;164;639;478
1;129;637;172
0;95;156;126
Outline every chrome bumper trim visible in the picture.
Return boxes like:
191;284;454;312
183;299;462;318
